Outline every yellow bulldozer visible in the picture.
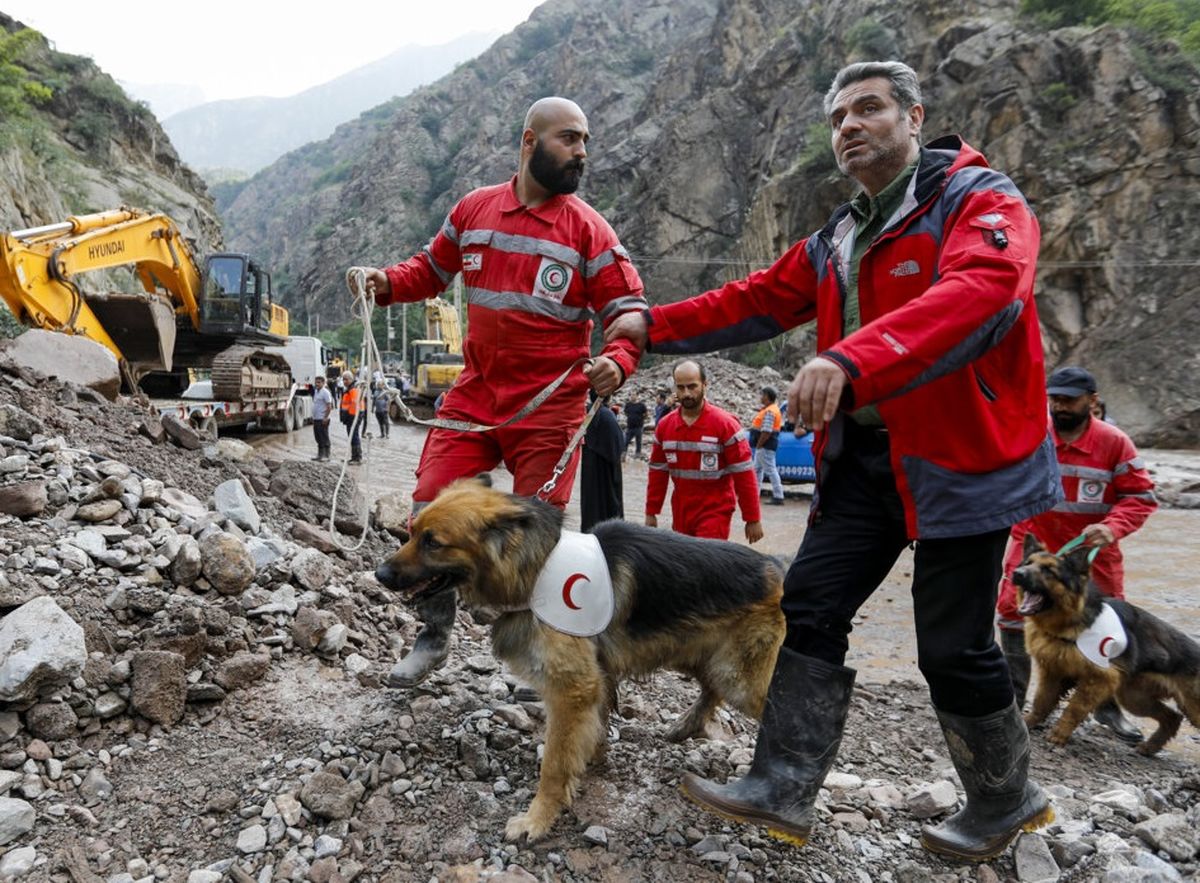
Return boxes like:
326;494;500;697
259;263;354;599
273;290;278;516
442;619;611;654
0;207;292;401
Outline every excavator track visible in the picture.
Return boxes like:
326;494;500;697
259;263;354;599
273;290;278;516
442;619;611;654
210;344;293;401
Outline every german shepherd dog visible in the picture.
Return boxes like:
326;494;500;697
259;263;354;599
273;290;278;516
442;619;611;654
1013;533;1200;755
374;478;785;843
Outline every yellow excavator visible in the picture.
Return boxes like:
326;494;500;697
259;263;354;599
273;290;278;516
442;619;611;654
409;297;464;400
0;207;292;401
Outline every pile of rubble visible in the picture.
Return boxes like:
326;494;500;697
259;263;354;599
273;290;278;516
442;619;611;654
0;345;1199;882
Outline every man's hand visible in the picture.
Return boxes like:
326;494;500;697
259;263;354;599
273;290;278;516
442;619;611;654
603;311;649;351
353;267;390;300
645;515;658;528
1081;523;1116;548
788;356;848;432
745;521;764;544
584;356;624;397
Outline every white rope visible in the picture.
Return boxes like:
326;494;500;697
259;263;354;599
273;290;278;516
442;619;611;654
328;267;603;545
325;267;385;552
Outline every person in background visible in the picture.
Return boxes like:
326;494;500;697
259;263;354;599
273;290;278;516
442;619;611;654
646;360;763;543
581;391;624;531
622;393;648;461
339;370;363;464
310;375;334;462
606;60;1058;860
750;385;786;506
373;383;391;439
996;365;1156;742
653;390;671;426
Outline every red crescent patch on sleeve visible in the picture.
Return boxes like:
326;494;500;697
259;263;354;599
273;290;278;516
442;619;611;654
1098;636;1114;658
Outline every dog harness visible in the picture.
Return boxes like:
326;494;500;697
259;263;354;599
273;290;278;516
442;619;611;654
1075;602;1128;668
529;530;614;636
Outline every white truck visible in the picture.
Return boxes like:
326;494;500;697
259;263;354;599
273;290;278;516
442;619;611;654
266;336;328;394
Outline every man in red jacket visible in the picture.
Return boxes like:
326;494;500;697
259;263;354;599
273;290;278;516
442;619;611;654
607;61;1059;861
358;97;646;688
997;366;1157;740
646;360;763;543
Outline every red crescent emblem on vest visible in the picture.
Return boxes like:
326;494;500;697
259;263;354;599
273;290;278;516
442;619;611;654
1098;636;1114;657
562;572;588;610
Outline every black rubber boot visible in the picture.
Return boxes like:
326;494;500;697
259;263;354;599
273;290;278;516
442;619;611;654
1093;699;1142;744
388;589;457;687
921;702;1054;861
680;648;856;847
999;629;1031;710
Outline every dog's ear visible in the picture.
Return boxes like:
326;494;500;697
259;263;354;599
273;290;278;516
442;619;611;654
1022;532;1046;559
1061;545;1093;578
481;506;536;561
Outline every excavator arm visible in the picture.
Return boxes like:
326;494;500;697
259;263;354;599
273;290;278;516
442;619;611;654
0;208;204;372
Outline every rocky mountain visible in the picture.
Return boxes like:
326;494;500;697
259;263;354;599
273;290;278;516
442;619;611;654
222;0;1200;446
0;14;220;251
161;32;500;176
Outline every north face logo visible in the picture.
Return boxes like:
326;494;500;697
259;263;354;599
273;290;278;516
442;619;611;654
890;260;920;277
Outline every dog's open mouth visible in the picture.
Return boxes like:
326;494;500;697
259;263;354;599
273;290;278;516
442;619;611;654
400;572;458;604
1018;590;1047;617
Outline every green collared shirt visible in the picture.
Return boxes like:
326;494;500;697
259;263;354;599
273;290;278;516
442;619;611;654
843;158;918;425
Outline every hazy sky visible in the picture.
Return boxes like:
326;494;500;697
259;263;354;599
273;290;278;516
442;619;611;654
3;1;544;101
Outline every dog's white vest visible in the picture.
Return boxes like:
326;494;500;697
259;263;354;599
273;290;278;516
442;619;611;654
1075;602;1128;668
530;530;614;636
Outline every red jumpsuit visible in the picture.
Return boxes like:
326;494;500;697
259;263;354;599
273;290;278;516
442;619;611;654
996;416;1157;632
646;402;761;539
378;178;645;507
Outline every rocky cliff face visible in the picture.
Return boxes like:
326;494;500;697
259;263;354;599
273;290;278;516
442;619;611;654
222;0;1199;446
0;14;220;251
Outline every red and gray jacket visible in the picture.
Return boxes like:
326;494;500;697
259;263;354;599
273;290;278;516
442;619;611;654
645;137;1062;539
379;178;645;429
996;417;1157;629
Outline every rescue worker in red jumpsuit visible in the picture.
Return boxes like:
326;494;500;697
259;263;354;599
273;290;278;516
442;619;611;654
645;360;763;543
996;365;1157;741
357;97;646;688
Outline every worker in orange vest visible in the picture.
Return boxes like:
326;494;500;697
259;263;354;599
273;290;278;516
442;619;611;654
339;370;364;464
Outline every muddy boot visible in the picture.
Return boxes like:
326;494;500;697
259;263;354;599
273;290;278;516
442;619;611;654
921;703;1054;861
680;648;855;847
1093;699;1142;744
999;629;1031;710
388;590;457;687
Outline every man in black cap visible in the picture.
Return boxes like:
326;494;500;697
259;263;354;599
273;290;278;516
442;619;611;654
996;366;1157;742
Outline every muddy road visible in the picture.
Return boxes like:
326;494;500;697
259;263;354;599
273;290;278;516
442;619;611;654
250;421;1200;758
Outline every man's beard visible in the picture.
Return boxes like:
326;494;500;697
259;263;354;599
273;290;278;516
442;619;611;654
679;396;702;411
1052;410;1089;432
529;140;584;194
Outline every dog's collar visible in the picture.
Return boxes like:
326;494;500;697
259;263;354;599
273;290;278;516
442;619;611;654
1076;602;1127;668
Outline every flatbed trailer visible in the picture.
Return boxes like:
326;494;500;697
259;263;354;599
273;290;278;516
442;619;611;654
154;384;311;440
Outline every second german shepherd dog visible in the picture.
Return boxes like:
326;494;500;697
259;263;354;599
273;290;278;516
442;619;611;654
375;478;786;843
1012;533;1200;755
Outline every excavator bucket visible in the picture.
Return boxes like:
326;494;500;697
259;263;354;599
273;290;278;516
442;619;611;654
84;291;177;374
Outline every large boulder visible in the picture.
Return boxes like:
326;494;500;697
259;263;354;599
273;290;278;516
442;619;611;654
199;532;256;595
0;597;86;703
0;797;34;846
1;330;120;400
212;478;261;534
0;481;47;518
